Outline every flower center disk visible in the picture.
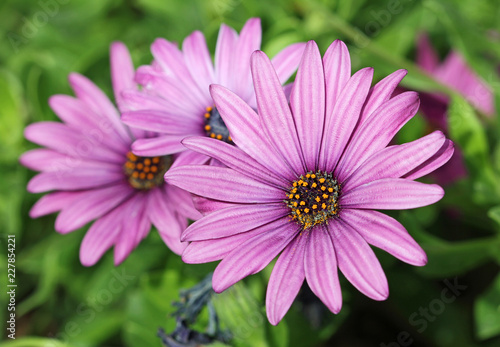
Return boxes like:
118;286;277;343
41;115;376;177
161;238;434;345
285;171;340;230
124;152;172;190
204;106;234;144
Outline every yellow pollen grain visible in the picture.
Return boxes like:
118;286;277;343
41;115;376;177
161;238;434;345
151;166;158;173
298;180;303;185
293;202;298;207
139;172;146;180
304;208;309;213
322;194;328;199
136;163;144;170
328;188;334;193
288;194;294;199
295;194;300;199
210;133;216;138
291;188;297;193
204;113;210;118
311;174;316;178
206;106;213;112
216;134;223;140
147;173;154;180
127;152;137;161
312;205;317;209
205;125;211;131
321;186;326;191
322;203;326;209
300;201;306;206
306;174;310;178
125;162;135;169
143;166;150;173
228;136;232;142
315;196;321;203
311;183;317;188
293;182;297;187
152;157;160;164
303;182;308;187
319;178;325;183
132;172;139;178
296;210;301;215
144;158;151;166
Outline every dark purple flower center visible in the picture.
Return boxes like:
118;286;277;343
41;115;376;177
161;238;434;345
204;106;234;144
285;171;340;230
124;152;171;190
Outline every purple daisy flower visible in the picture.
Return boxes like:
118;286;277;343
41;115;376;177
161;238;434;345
415;33;495;185
165;40;454;325
120;18;305;161
20;42;201;266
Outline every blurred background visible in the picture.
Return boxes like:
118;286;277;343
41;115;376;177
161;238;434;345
1;0;500;346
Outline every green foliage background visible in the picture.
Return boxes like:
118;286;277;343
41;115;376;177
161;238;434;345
1;0;500;346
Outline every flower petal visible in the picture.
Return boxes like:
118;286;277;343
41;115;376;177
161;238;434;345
322;40;351;118
271;42;307;85
165;165;284;203
403;139;455;180
165;184;202;221
417;33;439;73
341;178;444;210
131;135;187;157
336;91;420;180
110;41;136;113
121;110;204;134
29;192;79;218
212;217;298;293
329;220;388;300
342;131;446;191
304;226;342;313
266;231;309;325
183;30;215;94
341;209;427;266
209;84;294;180
182;203;287;241
55;184;134;234
319;67;374;173
251;50;306;175
191;195;235;216
290;41;325;171
182;136;288;188
215;24;239;89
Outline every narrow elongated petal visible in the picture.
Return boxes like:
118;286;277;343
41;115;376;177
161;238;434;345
191;195;235;216
271;42;307;85
165;165;284;203
213;217;298;293
342;131;446;191
80;206;123;266
336;91;420;180
209;84;295;180
304;226;342;313
329;220;389;300
417;34;439;72
131;135;187;157
183;31;215;94
290;41;325;171
29;192;79;218
121;110;203;134
182;136;288;187
266;231;309;325
169;150;210;168
341;209;427;266
215;24;238;88
252;50;306;175
110;41;136;113
323;40;351;117
182;203;287;241
20;149;86;172
165;185;203;221
54;184;134;234
319;67;374;173
341;178;444;210
358;69;407;125
403;139;454;180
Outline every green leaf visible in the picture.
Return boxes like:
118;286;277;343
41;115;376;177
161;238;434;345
475;273;500;340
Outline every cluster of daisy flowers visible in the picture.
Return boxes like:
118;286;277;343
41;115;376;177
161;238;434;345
22;18;457;325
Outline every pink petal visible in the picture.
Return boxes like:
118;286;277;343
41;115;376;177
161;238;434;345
403;139;455;180
148;187;187;255
341;209;427;266
358;69;407;125
165;184;203;221
319;67;374;173
290;41;325;172
165;165;284;203
266;231;309;325
80;206;123;266
68;73;130;144
322;40;351;118
182;203;287;241
182;31;215;95
191;195;235;216
271;42;307;85
121;110;204;134
182;136;288;188
20;149;82;172
113;193;151;265
121;89;179;113
29;191;79;218
131;135;187;157
55;184;134;234
336;91;420;181
341;178;444;210
416;33;439;72
342;131;446;191
169;150;210;168
209;84;295;180
304;226;342;313
251;50;306;175
110;41;136;113
215;24;239;89
212;217;298;292
329;220;389;300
